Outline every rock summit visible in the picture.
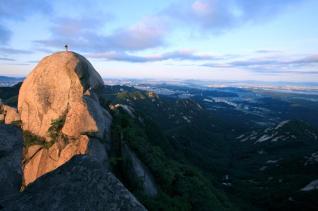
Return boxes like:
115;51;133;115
18;51;112;185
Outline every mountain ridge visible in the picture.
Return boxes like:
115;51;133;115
1;52;318;210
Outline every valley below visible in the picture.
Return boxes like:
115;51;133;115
1;73;318;210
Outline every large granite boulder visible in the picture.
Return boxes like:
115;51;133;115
22;135;90;185
18;51;112;185
0;124;23;200
0;104;21;125
18;51;109;139
0;156;146;211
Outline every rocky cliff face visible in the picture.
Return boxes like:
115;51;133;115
121;144;158;197
18;51;112;185
1;156;146;211
0;125;23;198
0;51;153;210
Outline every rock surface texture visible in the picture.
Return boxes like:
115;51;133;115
0;104;21;124
122;144;158;197
0;125;23;199
18;51;108;138
1;156;146;211
18;51;112;185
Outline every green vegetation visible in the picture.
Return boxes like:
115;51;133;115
2;83;316;210
4;95;18;107
23;114;67;150
111;108;233;211
48;114;67;143
105;85;318;210
0;82;21;107
11;120;22;127
23;131;53;149
116;91;146;100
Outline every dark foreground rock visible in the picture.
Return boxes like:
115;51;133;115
1;156;146;211
0;124;23;200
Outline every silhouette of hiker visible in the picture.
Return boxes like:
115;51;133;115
64;44;68;51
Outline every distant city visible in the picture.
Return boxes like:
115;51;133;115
2;76;317;95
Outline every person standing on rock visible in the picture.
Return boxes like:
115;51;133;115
64;44;68;51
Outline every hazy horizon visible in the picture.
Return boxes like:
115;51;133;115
0;0;317;82
2;74;318;89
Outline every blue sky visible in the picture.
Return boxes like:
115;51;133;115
0;0;317;82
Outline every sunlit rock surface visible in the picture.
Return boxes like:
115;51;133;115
0;104;20;124
18;51;112;185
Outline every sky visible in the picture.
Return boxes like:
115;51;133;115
0;0;317;82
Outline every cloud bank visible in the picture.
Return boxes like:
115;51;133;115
0;0;315;80
164;0;302;33
35;16;168;52
33;0;303;53
203;54;318;74
88;50;219;63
